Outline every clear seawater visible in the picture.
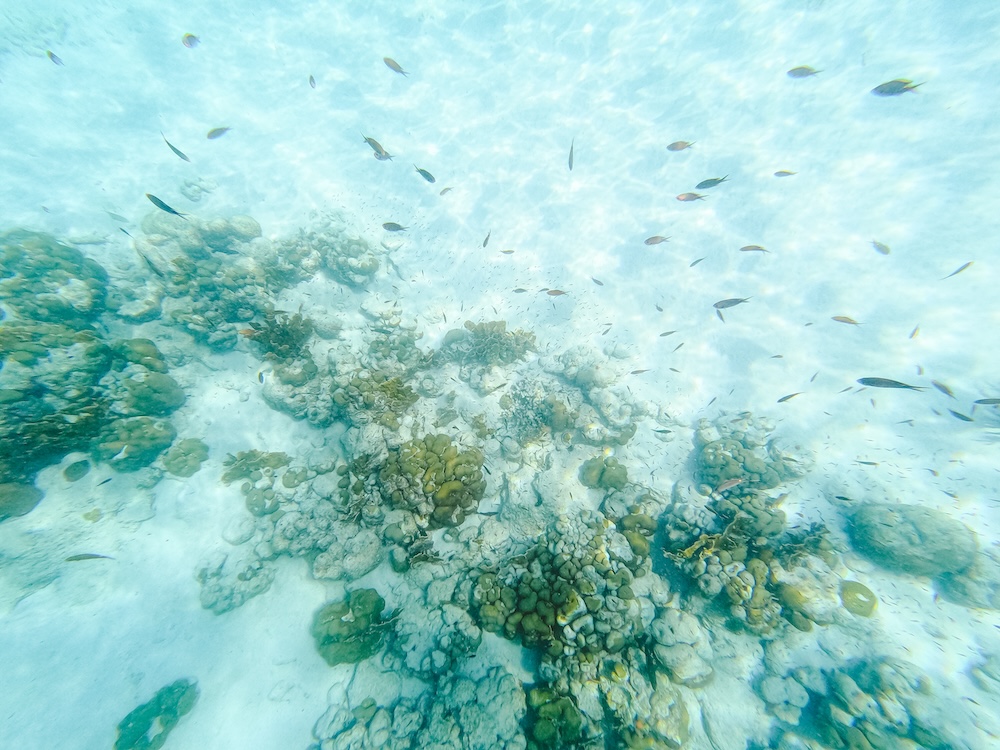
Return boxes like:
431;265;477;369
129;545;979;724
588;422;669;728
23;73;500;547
1;1;999;749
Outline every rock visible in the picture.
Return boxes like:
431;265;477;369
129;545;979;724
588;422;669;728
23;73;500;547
936;545;1000;609
849;503;976;577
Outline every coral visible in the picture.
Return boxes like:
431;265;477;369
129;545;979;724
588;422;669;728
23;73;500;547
239;308;314;363
839;580;877;617
330;370;419;430
936;544;1000;610
0;482;43;522
92;416;176;472
63;459;91;482
849;503;977;577
578;455;629;490
114;678;198;750
220;449;291;485
526;688;584;747
376;434;486;529
472;510;647;659
311;588;393;666
162;438;209;478
436;320;535;372
393;603;483;679
0;229;109;325
195;549;275;614
649;608;715;687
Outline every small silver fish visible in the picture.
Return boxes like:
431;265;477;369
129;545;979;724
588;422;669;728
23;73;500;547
145;193;187;220
160;132;190;162
941;261;972;280
309;75;316;88
787;66;820;78
207;127;232;139
382;222;407;232
777;392;802;403
696;176;728;189
667;141;694;151
677;192;706;201
713;297;750;309
47;50;64;66
856;377;925;391
483;231;491;248
872;79;922;96
568;138;574;171
414;166;436;183
740;245;767;253
931;380;955;398
774;170;797;177
872;240;890;255
383;57;408;76
644;235;670;245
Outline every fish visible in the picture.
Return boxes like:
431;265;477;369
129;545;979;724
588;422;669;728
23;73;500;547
568;138;574;171
107;211;129;222
97;477;112;486
483;231;491;248
787;66;820;78
362;134;392;160
145;193;187;220
715;478;745;493
774;170;797;177
857;461;879;466
677;193;706;201
770;355;783;358
439;187;453;195
713;297;750;309
832;316;860;325
909;325;919;339
655;304;663;312
500;249;514;254
672;342;684;352
948;409;973;422
592;277;604;286
120;228;133;238
716;309;725;323
689;257;705;267
258;371;265;384
667;141;694;151
547;290;567;296
160;133;190;162
941;261;972;280
931;380;955;398
65;553;113;562
309;75;316;88
740;245;767;253
414;166;436;183
696;176;729;189
206;127;231;139
652;429;672;434
182;34;200;48
630;369;650;375
659;331;676;337
513;288;527;293
973;398;1000;405
382;222;407;232
872;79;922;96
134;247;164;278
872;240;891;255
644;235;670;245
47;50;64;65
856;377;926;391
383;57;408;76
777;393;802;403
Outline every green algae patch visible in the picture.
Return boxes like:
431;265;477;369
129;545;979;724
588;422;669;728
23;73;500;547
0;482;44;522
114;678;199;750
63;459;91;482
578;455;629;490
840;580;877;617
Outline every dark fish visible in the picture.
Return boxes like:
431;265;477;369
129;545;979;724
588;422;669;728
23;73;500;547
872;240;890;255
592;277;603;286
659;331;676;337
97;477;112;486
483;231;491;248
667;141;694;151
134;247;165;278
513;288;527;293
832;316;860;325
672;342;684;352
696;176;728;189
689;257;705;267
568;138;574;171
382;222;407;232
383;57;408;76
787;66;820;78
258;371;265;384
630;369;650;375
644;235;670;245
309;75;316;88
777;392;802;403
774;170;796;177
909;325;919;339
120;228;133;238
872;79;922;96
107;211;129;222
770;355;783;358
857;461;879;466
716;309;725;323
145;193;187;220
182;34;200;48
47;50;64;65
655;304;663;312
931;380;955;398
740;245;767;253
677;192;706;201
207;127;231;139
160;132;190;162
414;166;436;183
856;377;926;391
65;553;113;562
713;297;750;309
941;261;972;280
547;290;567;296
973;398;1000;405
948;409;973;422
439;187;452;195
652;429;672;434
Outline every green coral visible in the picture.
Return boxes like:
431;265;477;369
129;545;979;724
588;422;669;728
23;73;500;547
437;320;535;369
239;309;314;363
331;370;419;429
697;437;782;492
221;450;291;484
0;482;44;522
93;416;177;472
114;678;199;750
311;588;393;666
840;580;878;617
378;434;486;529
526;688;584;747
578;455;629;490
162;438;209;477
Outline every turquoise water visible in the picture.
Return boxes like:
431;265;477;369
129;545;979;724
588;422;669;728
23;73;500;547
2;2;999;748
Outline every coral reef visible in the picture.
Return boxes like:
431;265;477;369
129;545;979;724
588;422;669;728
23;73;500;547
114;678;199;750
311;588;393;666
161;438;209;477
